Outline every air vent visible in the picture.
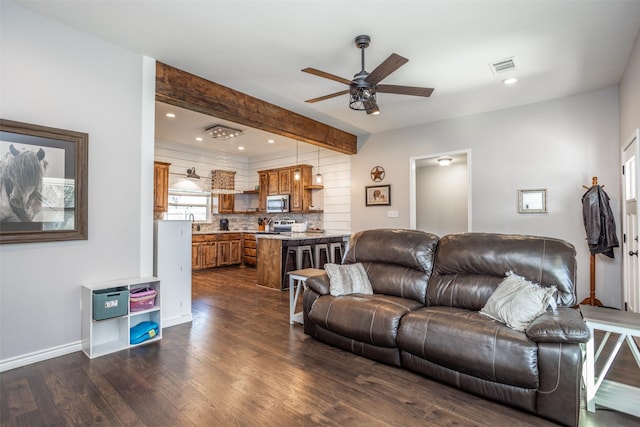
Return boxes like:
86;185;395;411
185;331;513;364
489;57;516;75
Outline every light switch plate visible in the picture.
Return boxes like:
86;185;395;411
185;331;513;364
387;210;399;218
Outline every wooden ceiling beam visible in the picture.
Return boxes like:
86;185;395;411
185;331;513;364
155;62;357;155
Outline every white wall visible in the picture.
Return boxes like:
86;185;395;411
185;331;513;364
416;162;468;236
351;88;622;308
0;3;154;368
620;29;640;143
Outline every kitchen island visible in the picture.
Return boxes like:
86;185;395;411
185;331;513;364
256;232;350;290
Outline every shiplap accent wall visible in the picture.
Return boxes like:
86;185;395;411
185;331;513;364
155;140;352;232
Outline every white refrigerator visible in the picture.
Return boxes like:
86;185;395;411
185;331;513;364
154;220;192;328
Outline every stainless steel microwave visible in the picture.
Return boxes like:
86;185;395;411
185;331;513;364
266;194;290;213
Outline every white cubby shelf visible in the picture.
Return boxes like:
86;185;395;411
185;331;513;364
82;276;162;359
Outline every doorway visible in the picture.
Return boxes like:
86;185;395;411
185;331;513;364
410;150;471;236
622;129;640;313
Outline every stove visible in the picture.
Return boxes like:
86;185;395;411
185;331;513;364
273;219;295;232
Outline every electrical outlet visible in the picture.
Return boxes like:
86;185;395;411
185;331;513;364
387;210;399;218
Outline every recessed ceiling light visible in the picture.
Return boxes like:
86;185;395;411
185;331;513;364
238;146;245;150
165;113;176;118
268;139;275;144
502;77;518;85
195;137;203;142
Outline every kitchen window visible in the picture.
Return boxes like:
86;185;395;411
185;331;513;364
166;190;211;222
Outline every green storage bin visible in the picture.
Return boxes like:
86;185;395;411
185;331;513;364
93;287;129;320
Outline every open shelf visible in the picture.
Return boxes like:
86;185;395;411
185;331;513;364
82;277;162;359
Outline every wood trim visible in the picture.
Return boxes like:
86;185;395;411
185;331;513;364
155;62;357;155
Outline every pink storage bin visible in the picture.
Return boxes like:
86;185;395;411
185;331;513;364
130;287;157;312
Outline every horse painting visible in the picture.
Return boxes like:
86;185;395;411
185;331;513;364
0;144;48;222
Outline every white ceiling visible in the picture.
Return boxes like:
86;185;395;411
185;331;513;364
15;0;640;151
155;101;302;157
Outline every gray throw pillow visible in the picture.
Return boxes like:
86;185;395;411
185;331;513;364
480;272;557;332
324;263;374;296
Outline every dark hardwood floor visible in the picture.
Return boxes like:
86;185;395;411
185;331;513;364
2;266;639;426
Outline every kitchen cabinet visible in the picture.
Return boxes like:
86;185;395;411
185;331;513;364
192;234;218;270
154;161;171;213
192;233;241;269
267;170;279;195
243;233;257;266
278;169;291;194
291;165;312;212
219;194;234;214
258;172;268;211
212;170;236;214
217;233;242;266
257;164;313;213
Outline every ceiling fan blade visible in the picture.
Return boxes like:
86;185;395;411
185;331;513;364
377;84;434;97
365;53;409;85
304;89;350;103
302;68;353;86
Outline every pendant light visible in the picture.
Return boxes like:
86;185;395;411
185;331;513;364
294;140;301;181
315;147;322;184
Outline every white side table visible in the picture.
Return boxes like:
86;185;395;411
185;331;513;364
580;304;640;417
288;268;325;325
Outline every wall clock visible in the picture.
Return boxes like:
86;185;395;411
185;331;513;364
370;166;385;182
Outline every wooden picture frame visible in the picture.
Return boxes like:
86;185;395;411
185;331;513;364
518;189;547;214
0;119;88;244
366;185;391;206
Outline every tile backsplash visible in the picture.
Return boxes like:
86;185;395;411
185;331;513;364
192;213;324;232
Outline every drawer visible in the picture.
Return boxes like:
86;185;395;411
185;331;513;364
244;240;256;249
244;248;257;257
216;233;242;241
192;234;216;242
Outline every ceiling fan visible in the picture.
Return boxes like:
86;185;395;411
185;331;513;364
302;35;434;115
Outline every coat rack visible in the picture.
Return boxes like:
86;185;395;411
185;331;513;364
581;176;604;306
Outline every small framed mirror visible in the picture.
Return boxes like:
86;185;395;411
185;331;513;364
518;189;547;214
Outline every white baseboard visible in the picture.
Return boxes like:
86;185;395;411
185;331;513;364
1;313;193;372
162;313;193;329
0;341;82;373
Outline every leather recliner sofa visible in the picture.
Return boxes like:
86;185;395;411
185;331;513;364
302;229;590;427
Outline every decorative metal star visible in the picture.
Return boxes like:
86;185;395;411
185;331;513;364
370;166;385;182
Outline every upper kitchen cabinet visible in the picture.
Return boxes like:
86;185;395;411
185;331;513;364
212;170;236;214
258;172;268;212
267;170;279;195
258;165;313;213
278;169;291;194
154;161;171;212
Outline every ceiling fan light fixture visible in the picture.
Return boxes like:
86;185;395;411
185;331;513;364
349;85;377;111
206;124;244;140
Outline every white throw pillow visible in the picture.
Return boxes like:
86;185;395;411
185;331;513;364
480;272;557;332
324;263;374;296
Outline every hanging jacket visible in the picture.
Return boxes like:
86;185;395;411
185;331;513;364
582;185;619;258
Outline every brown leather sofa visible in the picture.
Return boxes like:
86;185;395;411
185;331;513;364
303;229;590;427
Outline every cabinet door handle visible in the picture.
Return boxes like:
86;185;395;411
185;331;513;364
629;250;638;257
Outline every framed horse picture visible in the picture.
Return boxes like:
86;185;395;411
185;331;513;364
0;119;88;244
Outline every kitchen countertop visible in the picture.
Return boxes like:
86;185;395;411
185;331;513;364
191;230;350;239
253;231;350;240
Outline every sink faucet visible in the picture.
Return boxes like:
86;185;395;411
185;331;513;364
188;213;195;221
